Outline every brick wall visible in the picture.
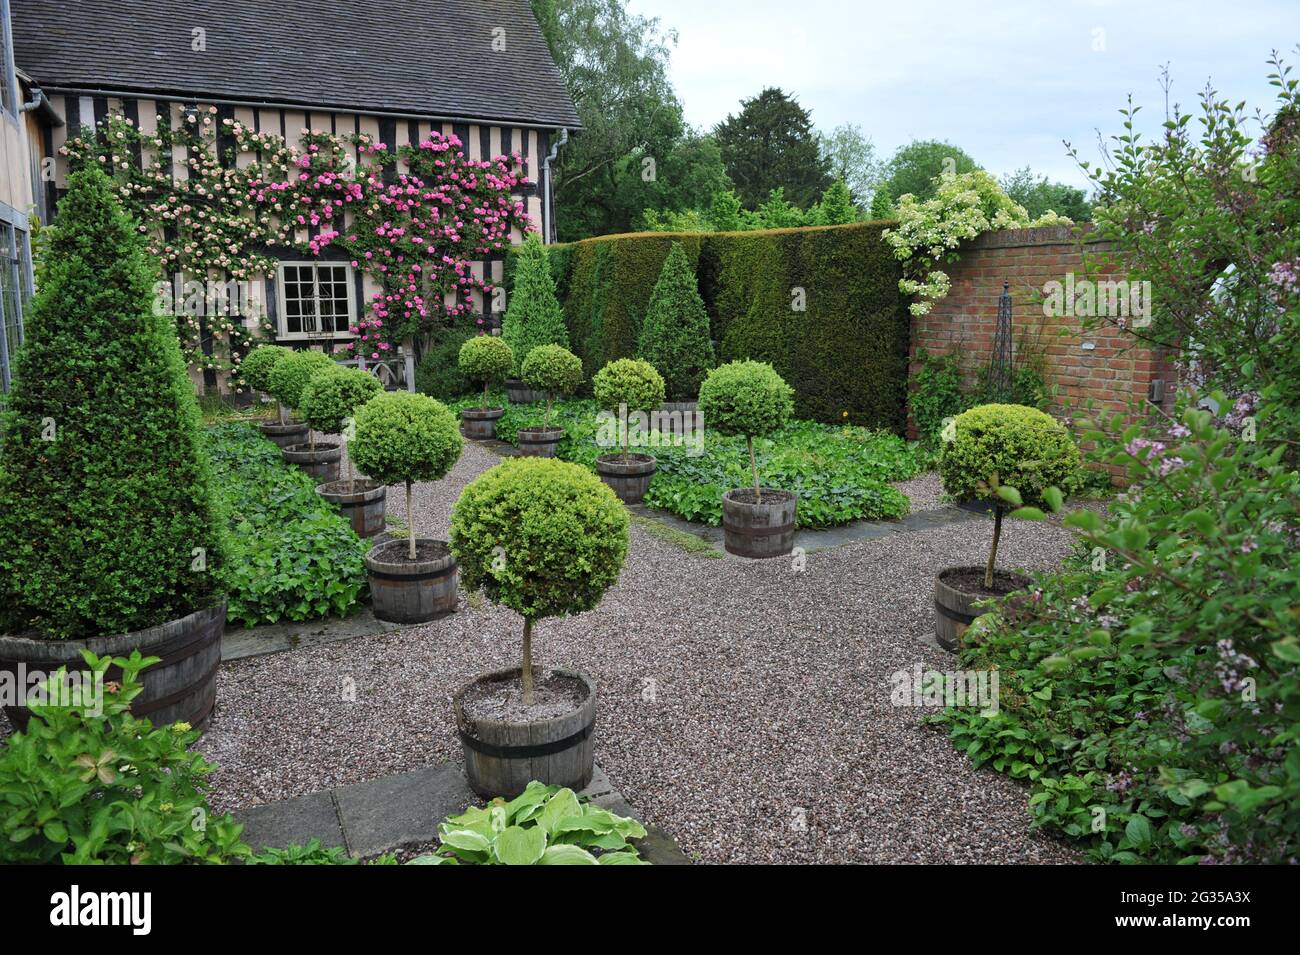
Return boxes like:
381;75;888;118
908;225;1179;481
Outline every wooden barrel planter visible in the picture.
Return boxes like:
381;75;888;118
0;602;226;735
721;488;797;558
364;538;458;623
504;379;548;404
454;667;596;799
595;453;657;504
934;566;1030;651
655;401;700;441
260;420;309;449
517;426;564;458
282;442;342;484
318;479;387;538
461;406;506;440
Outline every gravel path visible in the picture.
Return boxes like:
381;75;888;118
893;470;946;512
202;440;1081;864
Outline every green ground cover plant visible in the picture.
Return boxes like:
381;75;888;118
205;423;366;627
448;395;919;527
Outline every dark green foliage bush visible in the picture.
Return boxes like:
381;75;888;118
240;344;291;394
299;365;383;437
636;242;715;400
0;651;248;863
908;348;969;443
416;325;476;400
501;236;568;374
0;166;224;639
267;349;336;412
513;223;907;428
206;424;366;626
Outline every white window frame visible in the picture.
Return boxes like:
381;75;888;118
275;261;357;341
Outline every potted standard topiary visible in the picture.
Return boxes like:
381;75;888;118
241;344;308;448
0;167;227;733
698;360;797;558
592;358;666;503
934;403;1080;651
300;365;386;537
458;334;514;440
637;242;715;423
268;349;340;481
350;391;465;622
516;344;583;457
449;458;629;797
501;235;569;404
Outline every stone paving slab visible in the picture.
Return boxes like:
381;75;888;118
223;607;413;662
232;761;689;864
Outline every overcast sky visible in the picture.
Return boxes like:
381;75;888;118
624;0;1300;188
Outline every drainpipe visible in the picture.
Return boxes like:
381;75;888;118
19;83;46;114
540;127;569;244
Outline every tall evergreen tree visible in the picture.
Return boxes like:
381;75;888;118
0;167;224;639
502;236;568;374
714;88;832;209
636;243;715;401
876;139;980;206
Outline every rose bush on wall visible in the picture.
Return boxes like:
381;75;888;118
63;111;533;385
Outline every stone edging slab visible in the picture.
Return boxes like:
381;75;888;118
234;761;690;864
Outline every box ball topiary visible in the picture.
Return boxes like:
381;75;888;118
240;345;292;394
458;335;515;388
267;349;337;412
521;344;584;430
938;403;1079;589
938;403;1080;506
0;165;225;639
592;358;666;414
350;391;464;558
299;365;383;437
450;457;628;702
698;360;795;497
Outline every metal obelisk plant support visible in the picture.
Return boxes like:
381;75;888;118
988;280;1014;400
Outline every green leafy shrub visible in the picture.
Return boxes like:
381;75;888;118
0;165;225;639
520;344;584;429
239;344;291;394
444;395;919;528
457;334;515;408
299;365;383;437
592;358;666;458
413;781;647;865
635;242;715;400
0;651;248;863
266;349;336;412
350;392;463;559
698;360;795;495
415;325;476;400
206;423;366;627
501;235;568;374
909;348;970;443
939;403;1079;587
450;458;628;702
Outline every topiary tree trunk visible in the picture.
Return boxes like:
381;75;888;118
0;166;225;639
985;505;1003;589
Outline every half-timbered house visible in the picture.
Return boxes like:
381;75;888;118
7;0;579;393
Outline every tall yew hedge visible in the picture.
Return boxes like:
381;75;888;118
507;223;908;429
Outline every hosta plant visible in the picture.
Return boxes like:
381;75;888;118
412;781;648;865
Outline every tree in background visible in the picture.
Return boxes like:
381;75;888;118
532;0;700;240
714;88;832;209
818;123;880;210
809;180;860;225
1000;166;1093;222
617;130;732;233
876;139;980;206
